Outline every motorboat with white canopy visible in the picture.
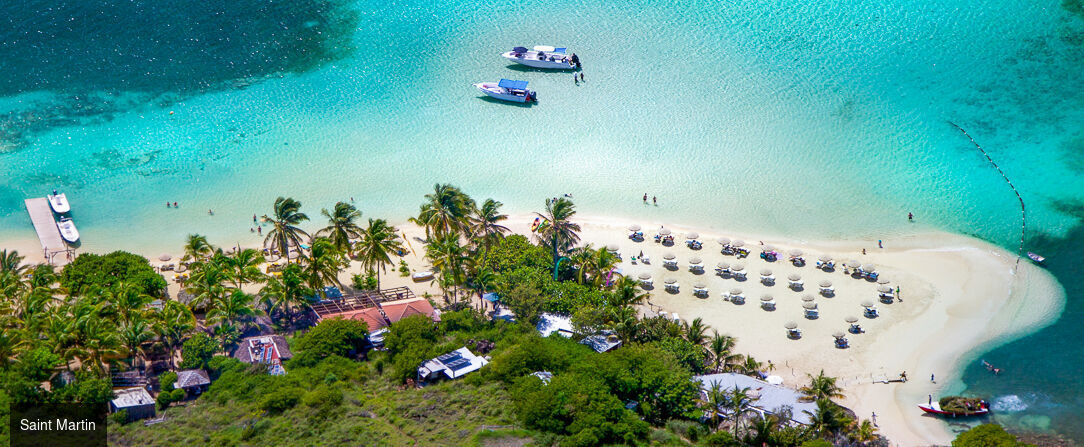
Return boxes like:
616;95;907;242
501;46;579;69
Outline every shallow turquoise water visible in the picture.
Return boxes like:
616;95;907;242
1;0;1082;440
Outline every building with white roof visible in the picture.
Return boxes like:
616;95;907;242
417;347;488;382
694;373;819;425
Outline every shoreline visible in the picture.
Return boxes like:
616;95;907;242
0;212;1065;446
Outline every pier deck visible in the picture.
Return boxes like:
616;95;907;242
24;198;73;264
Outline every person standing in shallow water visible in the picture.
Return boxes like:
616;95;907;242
908;212;914;221
643;193;648;203
652;196;657;205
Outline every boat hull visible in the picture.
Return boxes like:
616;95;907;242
501;52;575;69
918;404;989;417
474;83;534;103
48;193;70;214
57;218;80;243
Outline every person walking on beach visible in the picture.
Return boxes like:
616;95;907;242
878;239;883;248
871;412;877;427
931;373;935;383
862;248;866;255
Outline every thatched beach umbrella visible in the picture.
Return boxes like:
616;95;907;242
716;261;730;269
659;228;672;236
802;301;817;309
762;245;776;253
628;224;641;232
784;321;798;329
663;253;676;260
847;259;861;268
664;278;678;285
760;269;773;277
788;249;803;258
845;316;859;323
638;272;652;280
819;280;832;288
694;282;707;289
878;285;892;293
818;254;832;262
732;240;746;248
158;254;173;262
861;264;876;272
606;244;619;252
788;273;801;281
877;276;891;284
686;232;700;240
801;294;815;302
689;257;702;265
730;288;743;296
732;264;745;272
760;294;774;302
861;300;875;308
832;331;845;339
717;237;731;245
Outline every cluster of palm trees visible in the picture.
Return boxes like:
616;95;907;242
698;367;880;445
408;184;511;303
0;249;196;374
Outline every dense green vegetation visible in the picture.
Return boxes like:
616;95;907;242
2;184;995;446
952;424;1035;447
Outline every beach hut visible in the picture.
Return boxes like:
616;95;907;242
818;280;834;296
729;288;744;304
785;321;801;339
787;273;803;289
833;332;849;349
760;294;775;310
802;301;819;319
715;261;730;276
663;253;678;268
760;269;774;284
693;282;708;298
731;263;747;280
664;278;679;292
689;257;704;272
638;272;653;287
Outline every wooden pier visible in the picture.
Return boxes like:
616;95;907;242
24;198;73;264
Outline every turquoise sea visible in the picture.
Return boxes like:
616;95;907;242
1;0;1082;440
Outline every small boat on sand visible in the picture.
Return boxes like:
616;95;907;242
1027;252;1045;264
56;217;80;243
919;396;989;417
48;190;70;214
474;79;537;103
501;46;579;69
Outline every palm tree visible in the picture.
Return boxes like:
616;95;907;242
426;233;467;302
260;263;310;329
698;381;729;430
0;249;27;275
316;201;363;255
535;197;581;270
119;316;154;368
800;370;845;402
804;398;845;436
223;248;267;289
609;276;648;308
588;248;620;288
851;419;878;444
207;290;260;346
723;386;758;437
300;238;346;294
608;306;640;342
568;245;595;284
354;218;404;290
185;259;230;311
410;184;475;238
745;412;781;446
708;331;743;373
153;301;195;370
262;196;310;262
739;356;767;376
468;198;509;260
0;249;28;302
181;234;215;263
684;317;710;346
79;316;124;376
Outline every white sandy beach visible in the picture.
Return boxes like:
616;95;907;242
3;213;1064;446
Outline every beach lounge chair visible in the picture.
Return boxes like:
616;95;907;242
835;337;849;349
788;328;802;339
804;308;819;319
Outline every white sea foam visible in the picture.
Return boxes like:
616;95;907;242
992;395;1028;413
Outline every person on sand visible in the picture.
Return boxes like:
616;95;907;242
862;248;867;255
931;373;935;383
878;239;883;248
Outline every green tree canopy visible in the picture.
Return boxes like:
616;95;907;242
952;424;1033;447
60;251;166;297
292;318;369;366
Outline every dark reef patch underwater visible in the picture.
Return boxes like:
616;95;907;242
0;0;358;152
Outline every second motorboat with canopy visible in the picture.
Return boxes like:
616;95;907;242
48;189;70;214
501;46;579;69
473;79;537;103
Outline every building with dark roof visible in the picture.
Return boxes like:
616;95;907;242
233;335;292;375
110;387;155;422
175;369;211;396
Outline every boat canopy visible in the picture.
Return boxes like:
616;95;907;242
498;79;528;90
513;46;528;53
553;47;567;54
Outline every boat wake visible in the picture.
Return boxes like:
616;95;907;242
991;395;1028;412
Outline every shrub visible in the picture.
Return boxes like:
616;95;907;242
952;424;1031;447
260;387;303;414
60;251;167;297
291;318;369;366
159;371;178;391
179;333;218;370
